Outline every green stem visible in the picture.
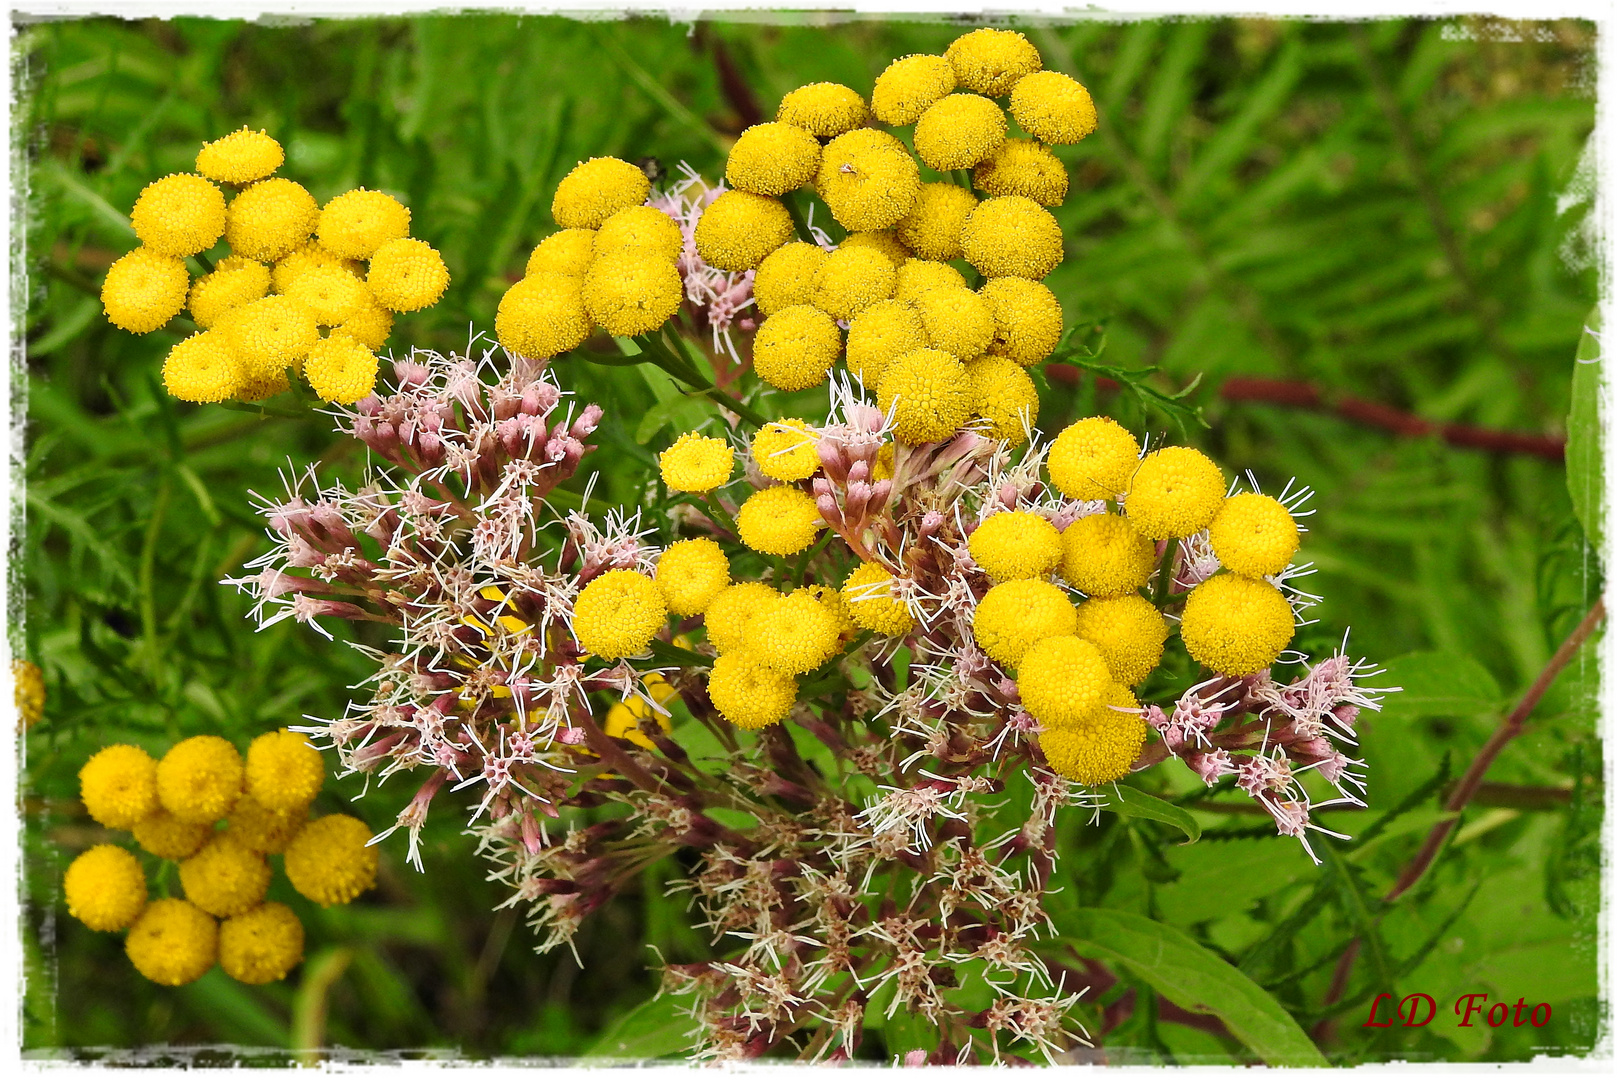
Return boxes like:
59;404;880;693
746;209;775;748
700;492;737;535
1150;538;1178;607
783;192;812;244
138;475;173;672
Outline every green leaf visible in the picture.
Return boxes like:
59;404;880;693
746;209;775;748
1375;651;1500;722
1567;306;1603;550
1056;908;1327;1067
1100;784;1202;844
581;992;695;1061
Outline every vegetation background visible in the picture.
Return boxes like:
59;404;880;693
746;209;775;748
14;10;1603;1065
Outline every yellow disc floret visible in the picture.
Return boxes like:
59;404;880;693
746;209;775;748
737;485;824;556
872;54;958;125
497;273;592;358
893;259;967;302
1048;416;1141;501
156;735;244;824
1181;573;1295;676
64;845;147;932
224;792;306;856
581;253;683;337
1209;492;1300;578
552;157;652;230
225;178;318;262
914;94;1008;171
726;122;823;196
196;127;283;185
816;129;920;233
162;332;243;404
777;82;870;137
188;255;270;329
965;354;1039;444
1059;513;1156;597
101;248;188;334
707;650;798;730
284;815;379;907
754;242;827;317
811;245;896;321
573;570;667;659
972;579;1076;667
125;899;217;986
283;263;370;326
132;809;212;860
1123;446;1226;539
219;902;305;985
980;277;1063;365
753;305;841;392
877;348;971;446
846;300;928;386
179;835;272;918
222;295;320;379
969;510;1061;583
660;431;735;492
915;285;996;360
693;190;794;272
656;538;731;617
1074;594;1168;686
1038;685;1146;784
367;237;450;312
961;196;1064;280
973;138;1069;206
1017;635;1113;727
131;173;226;257
839;231;911;268
752;418;823;482
704;581;782;653
317;188;411;260
751;591;843;675
594;205;684;262
946;28;1043;97
79;744;160;830
526;229;598;278
895;183;978;263
244;729;323;814
1010;70;1099;145
842;563;916;636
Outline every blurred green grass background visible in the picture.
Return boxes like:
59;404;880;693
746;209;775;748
17;12;1601;1063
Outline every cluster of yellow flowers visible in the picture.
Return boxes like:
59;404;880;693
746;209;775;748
98;127;449;406
64;729;378;986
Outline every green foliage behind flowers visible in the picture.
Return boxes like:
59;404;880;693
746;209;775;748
18;12;1599;1064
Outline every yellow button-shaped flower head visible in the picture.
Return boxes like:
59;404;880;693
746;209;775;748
126;899;217;986
552;156;651;230
220;902;305;985
726;122;823;196
980;277;1063;365
1010;70;1099;145
595;205;684;262
1124;446;1226;539
65;844;147;931
526;229;598;278
336;300;393;351
157;735;243;825
893;259;967;302
751;418;822;482
162;332;242;404
707;650;798;730
659;431;734;492
102;248;188;334
973;138;1069;207
816;129;920;233
318;188;411;260
846;300;927;386
1038;684;1146;783
271;242;361;293
839;231;911;268
603;678;677;749
237;367;291;403
877;348;971;445
704;581;782;653
1017;635;1112;727
656;538;731;617
573;570;667;659
872;53;958;125
196;127;283;185
79;744;160;829
1209;492;1300;579
812;245;896;321
1180;573;1295;675
776;82;870;137
226;178;318;262
222;295;320;380
245;728;323;815
1059;513;1156;597
180;835;272;918
497;273;592;358
367;237;450;312
1075;593;1168;686
1049;416;1140;501
188;255;270;329
582;252;683;336
842;563;916;636
694;190;794;272
915;94;1008;171
132;173;226;257
972;579;1075;667
737;485;824;556
284;263;370;326
895;182;978;263
969;510;1061;583
753;305;841;392
751;592;843;675
961;196;1063;280
753;242;827;317
284;815;379;907
801;583;855;640
225;792;305;856
966;355;1039;445
915;285;996;360
133;809;212;860
946;28;1043;97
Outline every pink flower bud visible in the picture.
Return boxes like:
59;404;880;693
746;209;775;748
816;491;844;527
570;403;603;439
393;360;431;388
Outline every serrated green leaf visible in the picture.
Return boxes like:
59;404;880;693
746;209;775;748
1567;306;1603;550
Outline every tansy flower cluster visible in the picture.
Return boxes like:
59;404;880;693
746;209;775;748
98;127;449;407
63;729;376;987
